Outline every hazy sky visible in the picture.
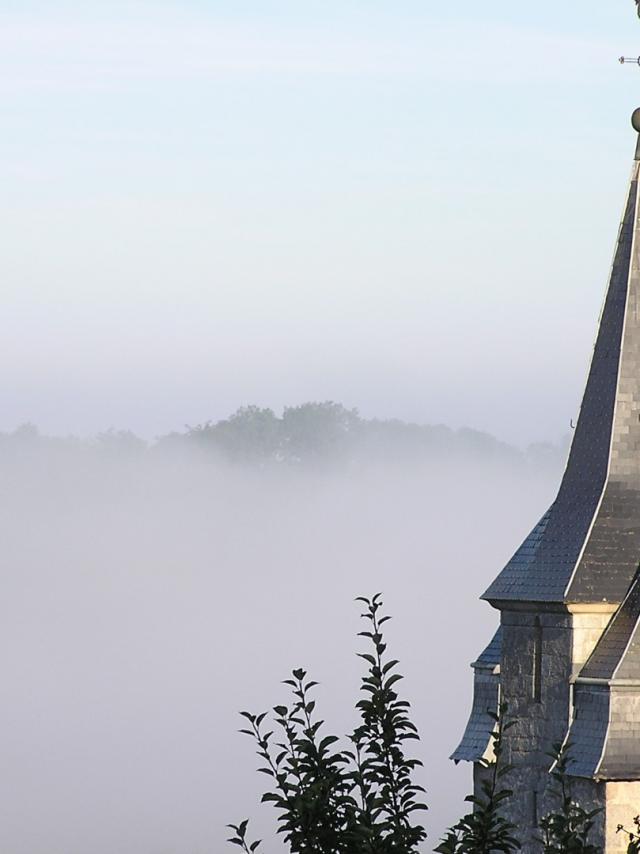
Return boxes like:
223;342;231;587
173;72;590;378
3;0;639;443
5;6;638;852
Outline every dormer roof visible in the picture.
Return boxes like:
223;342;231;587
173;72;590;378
565;569;640;779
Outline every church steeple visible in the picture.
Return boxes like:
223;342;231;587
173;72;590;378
484;135;640;606
453;124;640;853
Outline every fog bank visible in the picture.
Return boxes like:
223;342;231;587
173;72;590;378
1;421;563;853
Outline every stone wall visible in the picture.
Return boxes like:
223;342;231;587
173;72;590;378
600;689;640;778
468;606;617;850
570;778;606;850
606;782;640;852
497;609;574;852
571;608;616;675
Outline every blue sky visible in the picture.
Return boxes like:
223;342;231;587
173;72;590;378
2;0;640;443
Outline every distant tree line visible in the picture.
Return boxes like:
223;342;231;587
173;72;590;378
0;402;568;471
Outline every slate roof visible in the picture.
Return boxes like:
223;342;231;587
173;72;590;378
482;510;552;602
566;569;640;779
597;692;640;778
473;626;502;668
565;684;611;779
452;629;501;763
580;570;640;681
484;160;640;605
565;680;640;780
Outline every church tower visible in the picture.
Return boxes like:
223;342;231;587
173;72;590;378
453;122;640;853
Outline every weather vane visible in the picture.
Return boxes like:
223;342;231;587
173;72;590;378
620;1;640;64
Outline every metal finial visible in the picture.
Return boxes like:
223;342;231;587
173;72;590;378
632;109;640;162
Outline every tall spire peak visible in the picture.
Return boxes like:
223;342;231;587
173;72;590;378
484;134;640;605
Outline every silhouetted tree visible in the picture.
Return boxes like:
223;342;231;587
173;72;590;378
537;743;601;854
616;815;640;852
435;703;520;854
228;594;427;853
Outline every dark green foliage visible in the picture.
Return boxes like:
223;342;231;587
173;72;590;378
537;742;601;854
617;815;640;853
239;672;355;853
232;594;427;853
434;703;520;854
227;820;262;852
348;594;428;852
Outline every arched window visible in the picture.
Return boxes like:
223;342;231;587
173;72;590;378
532;616;542;702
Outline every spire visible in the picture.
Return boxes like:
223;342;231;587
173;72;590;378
484;129;640;605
